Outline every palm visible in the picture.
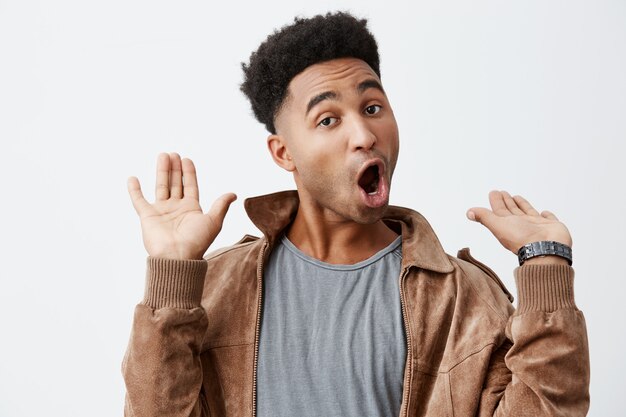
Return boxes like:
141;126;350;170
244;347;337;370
128;153;236;260
467;190;572;254
137;198;218;260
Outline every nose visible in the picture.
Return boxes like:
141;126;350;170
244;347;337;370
348;117;377;152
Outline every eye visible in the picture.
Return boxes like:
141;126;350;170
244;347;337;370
318;117;338;127
365;104;382;115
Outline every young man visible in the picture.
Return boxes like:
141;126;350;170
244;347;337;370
123;12;589;417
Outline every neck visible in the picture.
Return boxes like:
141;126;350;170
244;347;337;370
286;195;399;265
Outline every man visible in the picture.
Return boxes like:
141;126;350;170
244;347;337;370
122;12;590;417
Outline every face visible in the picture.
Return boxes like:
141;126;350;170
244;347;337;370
269;57;400;224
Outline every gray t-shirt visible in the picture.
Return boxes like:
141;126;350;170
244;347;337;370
257;234;407;417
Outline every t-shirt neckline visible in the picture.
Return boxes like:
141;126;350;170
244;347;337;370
280;234;402;271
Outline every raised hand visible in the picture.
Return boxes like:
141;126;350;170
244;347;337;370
466;190;572;262
127;152;237;260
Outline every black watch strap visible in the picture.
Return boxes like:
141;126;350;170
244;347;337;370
517;241;573;266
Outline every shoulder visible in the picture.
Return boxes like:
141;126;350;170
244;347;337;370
447;248;515;321
204;234;264;264
199;235;265;297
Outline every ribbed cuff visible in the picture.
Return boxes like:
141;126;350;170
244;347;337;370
514;264;576;314
141;257;208;309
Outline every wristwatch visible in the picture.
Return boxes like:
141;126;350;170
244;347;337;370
517;241;572;266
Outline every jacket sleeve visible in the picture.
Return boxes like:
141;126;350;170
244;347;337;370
122;257;211;417
479;264;590;416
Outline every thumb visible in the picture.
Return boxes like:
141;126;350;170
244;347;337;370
206;193;238;227
466;207;497;228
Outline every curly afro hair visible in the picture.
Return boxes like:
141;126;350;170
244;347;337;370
240;11;380;134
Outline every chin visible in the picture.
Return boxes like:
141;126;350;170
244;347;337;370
349;203;389;225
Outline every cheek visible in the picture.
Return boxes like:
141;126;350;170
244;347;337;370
392;136;400;161
385;122;400;158
292;138;338;171
296;148;348;190
297;153;336;181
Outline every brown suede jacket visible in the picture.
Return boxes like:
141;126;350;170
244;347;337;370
122;190;590;417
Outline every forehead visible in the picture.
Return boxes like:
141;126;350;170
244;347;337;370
286;57;381;106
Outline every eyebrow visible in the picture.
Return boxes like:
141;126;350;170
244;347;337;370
306;91;338;115
357;79;385;95
304;79;386;116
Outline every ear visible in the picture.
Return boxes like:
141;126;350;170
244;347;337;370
267;134;296;172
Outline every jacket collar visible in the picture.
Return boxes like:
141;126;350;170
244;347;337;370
244;190;454;273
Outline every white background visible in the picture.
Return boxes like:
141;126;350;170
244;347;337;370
1;0;624;416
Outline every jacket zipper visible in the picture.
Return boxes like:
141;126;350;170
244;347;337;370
252;240;269;417
398;266;413;417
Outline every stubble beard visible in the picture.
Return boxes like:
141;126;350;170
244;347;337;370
297;166;391;225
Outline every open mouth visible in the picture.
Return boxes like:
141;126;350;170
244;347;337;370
356;159;389;208
358;164;381;195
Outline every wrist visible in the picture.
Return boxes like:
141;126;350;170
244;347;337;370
152;254;204;260
149;249;205;260
522;255;570;266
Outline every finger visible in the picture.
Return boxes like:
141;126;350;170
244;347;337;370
541;210;559;221
488;190;509;215
206;193;238;230
155;153;170;201
169;153;183;199
501;190;525;215
466;207;499;229
181;158;199;200
512;195;540;216
127;176;152;216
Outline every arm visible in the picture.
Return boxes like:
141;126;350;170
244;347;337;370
479;263;590;416
467;191;590;416
122;258;209;417
122;152;236;416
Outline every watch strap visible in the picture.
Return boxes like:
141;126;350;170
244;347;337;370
517;241;572;266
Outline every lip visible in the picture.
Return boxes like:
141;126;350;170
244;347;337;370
356;158;389;208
